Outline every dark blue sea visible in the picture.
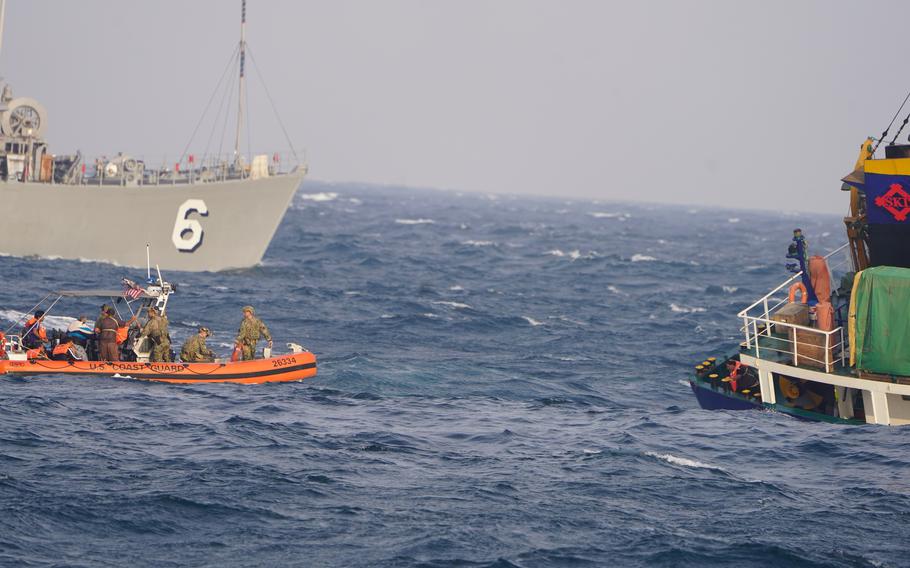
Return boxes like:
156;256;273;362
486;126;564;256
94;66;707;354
1;183;907;567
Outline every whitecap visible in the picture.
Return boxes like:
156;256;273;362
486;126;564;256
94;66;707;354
592;211;631;220
722;286;738;294
380;314;395;319
395;218;435;225
179;320;201;327
607;285;622;294
522;316;544;327
631;254;657;262
821;231;830;237
546;249;565;257
462;240;495;247
0;309;75;331
670;303;707;313
344;291;362;296
582;449;602;455
646;452;724;471
568;250;581;261
432;301;471;310
421;313;440;319
300;192;338;202
449;285;464;291
728;218;740;223
348;198;362;205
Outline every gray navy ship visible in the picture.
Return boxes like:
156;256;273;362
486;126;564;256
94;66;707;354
0;0;305;272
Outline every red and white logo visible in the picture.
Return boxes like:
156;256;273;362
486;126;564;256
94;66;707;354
874;183;910;222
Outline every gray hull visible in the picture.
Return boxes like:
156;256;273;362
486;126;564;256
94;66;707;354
0;171;304;272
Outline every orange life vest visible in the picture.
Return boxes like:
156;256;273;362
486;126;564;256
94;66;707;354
114;315;137;344
26;346;46;359
23;317;48;342
52;341;75;357
729;360;743;391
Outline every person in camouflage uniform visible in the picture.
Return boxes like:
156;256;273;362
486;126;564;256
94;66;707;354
142;306;172;362
235;306;271;361
181;327;215;363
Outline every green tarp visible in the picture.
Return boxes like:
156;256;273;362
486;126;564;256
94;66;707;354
854;266;910;376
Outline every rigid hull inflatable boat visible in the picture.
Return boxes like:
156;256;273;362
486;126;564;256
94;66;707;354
0;353;316;385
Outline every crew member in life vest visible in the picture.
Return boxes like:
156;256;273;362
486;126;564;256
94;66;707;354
181;326;215;363
141;307;171;362
21;310;48;350
95;306;122;361
235;306;272;360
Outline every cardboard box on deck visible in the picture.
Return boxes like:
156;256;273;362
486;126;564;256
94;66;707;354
794;328;835;370
771;302;809;328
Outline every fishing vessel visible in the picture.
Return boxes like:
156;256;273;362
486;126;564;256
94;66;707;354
691;99;910;426
0;0;305;272
0;270;317;385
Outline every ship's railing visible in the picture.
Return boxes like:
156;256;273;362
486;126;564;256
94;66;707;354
737;242;851;374
740;315;846;373
35;150;306;186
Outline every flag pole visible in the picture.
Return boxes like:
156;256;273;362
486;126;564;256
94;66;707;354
146;243;151;282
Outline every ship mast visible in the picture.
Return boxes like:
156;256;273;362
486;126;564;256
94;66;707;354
0;0;6;62
233;0;246;165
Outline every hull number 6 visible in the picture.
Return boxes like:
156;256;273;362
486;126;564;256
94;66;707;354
172;199;209;252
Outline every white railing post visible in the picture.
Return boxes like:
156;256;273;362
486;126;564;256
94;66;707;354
743;316;751;349
753;319;761;358
792;324;799;367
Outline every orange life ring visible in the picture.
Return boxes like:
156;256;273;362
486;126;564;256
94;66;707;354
788;282;807;304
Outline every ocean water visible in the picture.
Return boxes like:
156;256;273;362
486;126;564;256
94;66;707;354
1;183;907;567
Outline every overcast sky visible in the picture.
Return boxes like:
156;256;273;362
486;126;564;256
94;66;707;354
2;1;907;213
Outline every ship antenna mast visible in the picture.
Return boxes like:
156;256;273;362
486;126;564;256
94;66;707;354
233;0;247;165
0;0;6;62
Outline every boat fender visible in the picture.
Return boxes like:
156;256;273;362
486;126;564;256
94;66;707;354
788;282;808;304
0;332;5;358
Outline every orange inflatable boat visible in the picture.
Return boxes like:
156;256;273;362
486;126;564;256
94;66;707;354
0;274;318;385
0;351;316;384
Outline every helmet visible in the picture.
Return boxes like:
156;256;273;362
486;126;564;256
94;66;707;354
199;326;211;335
242;305;255;314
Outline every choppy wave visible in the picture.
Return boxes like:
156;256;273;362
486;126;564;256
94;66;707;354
670;303;707;313
646;452;725;471
395;218;435;225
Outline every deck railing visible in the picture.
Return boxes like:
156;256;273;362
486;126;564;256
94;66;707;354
737;243;851;374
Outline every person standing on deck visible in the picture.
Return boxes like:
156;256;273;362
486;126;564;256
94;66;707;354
96;307;122;361
141;307;171;362
235;306;271;361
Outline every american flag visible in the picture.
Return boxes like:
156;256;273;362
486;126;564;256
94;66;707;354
122;278;144;300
